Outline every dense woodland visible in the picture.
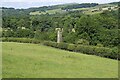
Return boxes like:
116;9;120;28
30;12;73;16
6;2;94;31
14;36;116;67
1;2;119;48
61;3;98;10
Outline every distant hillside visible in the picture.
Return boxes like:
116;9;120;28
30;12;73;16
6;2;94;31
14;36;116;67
109;2;119;5
61;3;98;10
2;8;29;17
2;3;98;16
2;2;118;16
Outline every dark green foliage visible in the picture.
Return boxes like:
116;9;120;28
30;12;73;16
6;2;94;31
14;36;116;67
34;31;49;40
110;47;119;59
16;29;34;38
78;32;90;41
2;29;34;38
61;3;98;10
48;29;57;41
75;45;119;59
75;45;95;55
98;29;119;47
2;4;119;48
2;30;14;37
63;32;78;44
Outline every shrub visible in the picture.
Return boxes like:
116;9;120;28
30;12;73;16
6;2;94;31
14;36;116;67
96;43;103;47
75;45;95;55
67;44;76;51
2;37;8;42
110;47;119;59
43;41;50;46
42;41;119;60
76;39;89;45
31;39;41;44
50;42;58;47
43;41;57;48
83;46;95;55
75;44;118;60
57;42;68;50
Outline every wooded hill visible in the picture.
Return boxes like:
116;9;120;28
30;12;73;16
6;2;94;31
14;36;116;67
1;2;119;48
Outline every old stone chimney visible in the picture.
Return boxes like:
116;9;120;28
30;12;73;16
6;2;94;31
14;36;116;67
56;28;62;43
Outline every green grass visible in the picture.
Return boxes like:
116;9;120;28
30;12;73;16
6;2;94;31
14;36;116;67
2;42;118;78
30;9;66;15
46;9;65;14
0;42;2;79
30;11;46;15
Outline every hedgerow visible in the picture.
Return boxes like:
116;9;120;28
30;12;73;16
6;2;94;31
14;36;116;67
1;37;41;44
43;41;119;60
57;42;68;50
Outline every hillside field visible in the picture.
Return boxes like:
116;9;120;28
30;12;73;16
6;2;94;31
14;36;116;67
2;42;118;78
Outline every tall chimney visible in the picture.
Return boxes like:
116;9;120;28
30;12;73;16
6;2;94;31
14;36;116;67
57;29;62;43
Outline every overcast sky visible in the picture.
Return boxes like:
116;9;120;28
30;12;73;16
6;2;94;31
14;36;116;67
1;0;119;9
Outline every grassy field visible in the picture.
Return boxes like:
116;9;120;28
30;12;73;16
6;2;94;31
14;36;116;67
2;42;118;78
30;9;66;15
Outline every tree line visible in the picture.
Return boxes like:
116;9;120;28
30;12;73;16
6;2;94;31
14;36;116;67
2;8;119;48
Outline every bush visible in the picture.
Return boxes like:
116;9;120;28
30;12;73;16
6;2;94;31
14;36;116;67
110;47;119;59
2;37;8;42
75;44;119;60
76;39;89;45
31;39;41;44
43;41;50;46
49;42;58;47
75;45;84;53
94;47;109;57
57;42;68;50
75;45;95;55
67;44;76;51
96;43;103;47
43;41;119;60
43;41;57;48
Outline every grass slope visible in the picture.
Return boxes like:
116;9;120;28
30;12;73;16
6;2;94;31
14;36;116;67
30;9;66;15
2;42;118;78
